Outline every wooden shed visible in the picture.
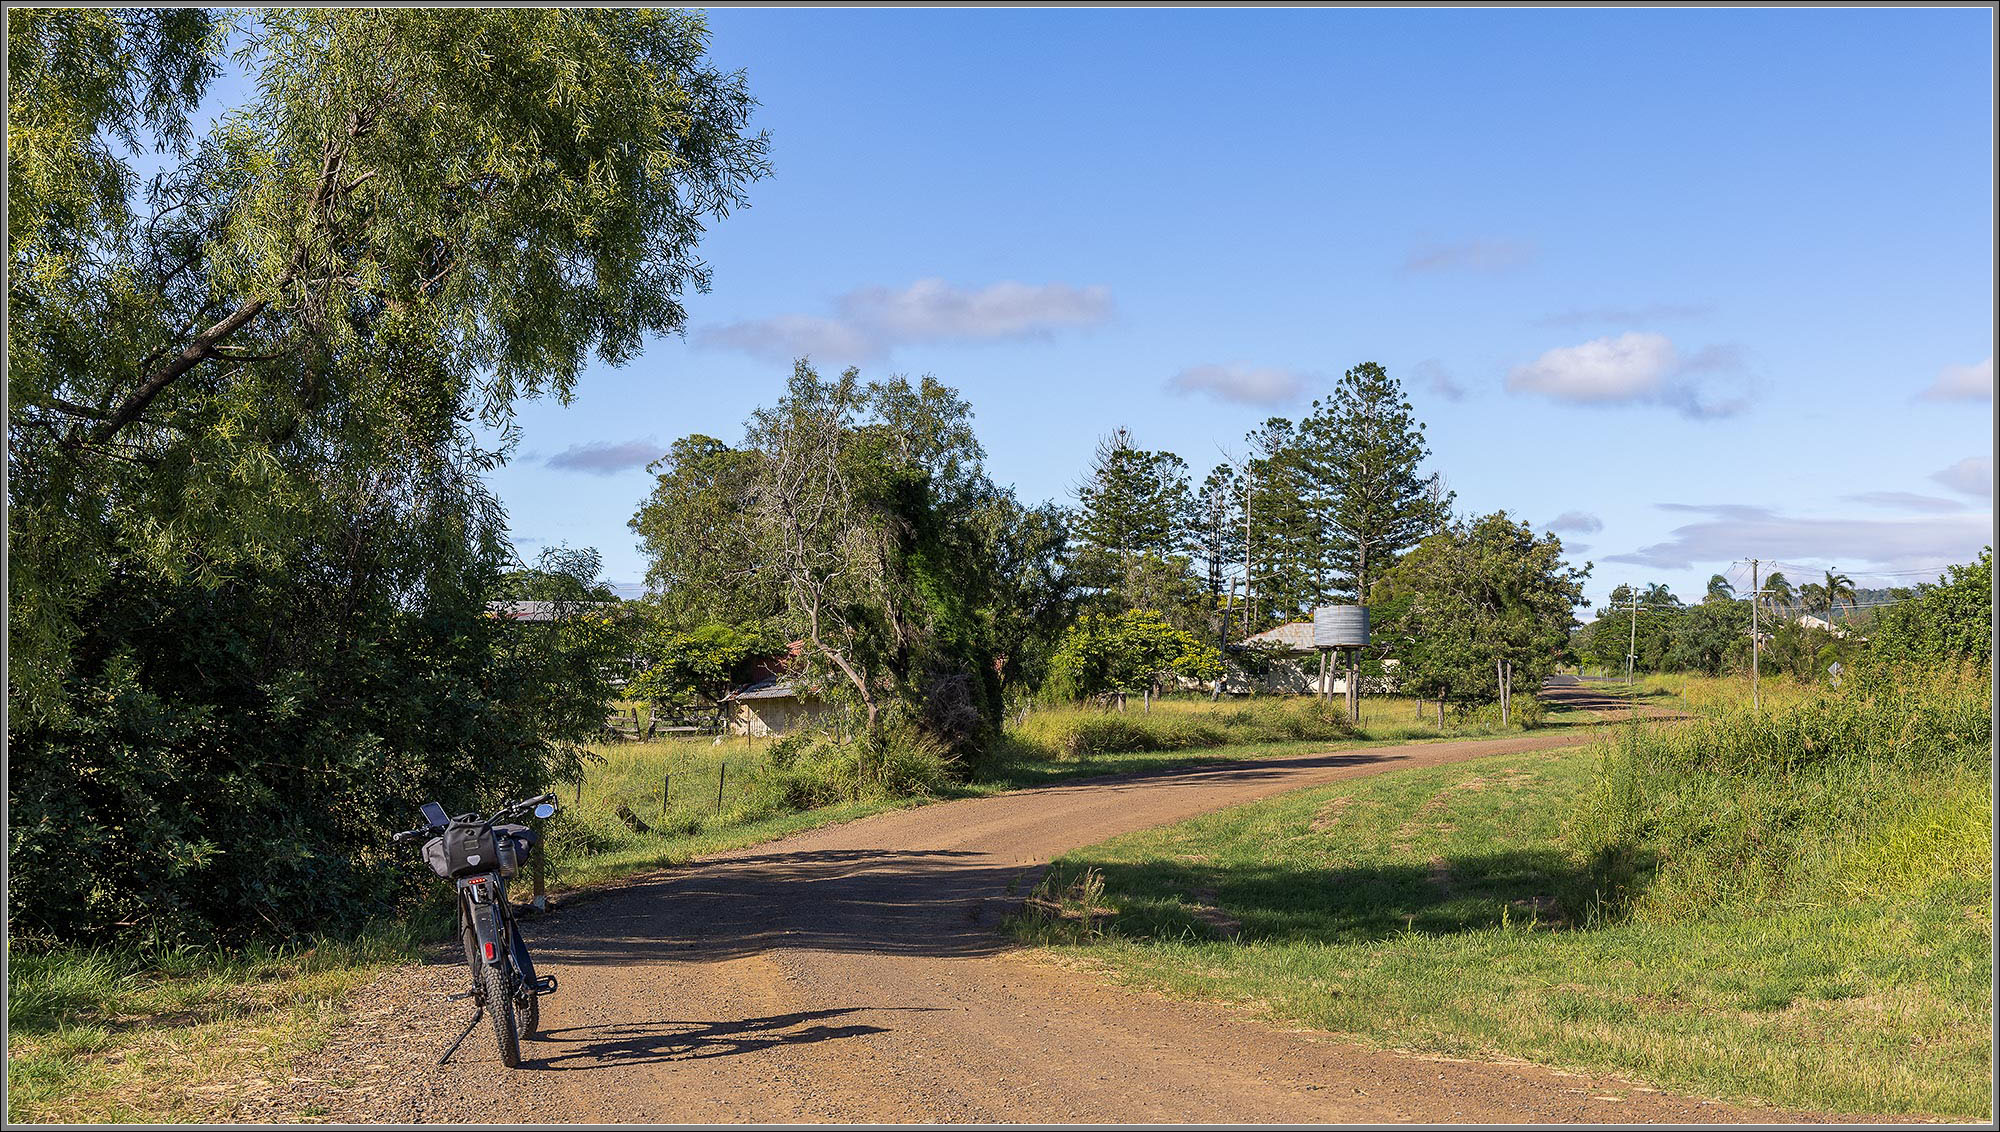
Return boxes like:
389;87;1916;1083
722;680;836;737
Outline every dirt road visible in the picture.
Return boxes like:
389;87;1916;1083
1542;673;1692;721
278;720;1830;1123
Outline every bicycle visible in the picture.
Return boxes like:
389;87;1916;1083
394;794;560;1067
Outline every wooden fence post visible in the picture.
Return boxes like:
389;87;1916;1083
531;835;547;913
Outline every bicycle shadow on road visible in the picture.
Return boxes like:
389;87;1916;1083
525;1005;938;1070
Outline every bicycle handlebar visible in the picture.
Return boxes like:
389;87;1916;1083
392;794;558;847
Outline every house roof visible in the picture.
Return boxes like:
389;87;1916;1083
484;600;616;624
1791;613;1861;640
1239;621;1315;650
726;679;803;702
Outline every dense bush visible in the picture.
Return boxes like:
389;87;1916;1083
1866;548;1992;670
7;553;625;946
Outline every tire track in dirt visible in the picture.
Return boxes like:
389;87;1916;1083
267;720;1863;1124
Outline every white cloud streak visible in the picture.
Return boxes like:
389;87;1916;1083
1166;363;1311;406
1505;332;1749;419
1411;358;1465;402
1546;511;1604;534
545;438;664;476
1921;356;1993;402
1931;457;1993;499
696;315;875;363
1603;502;1991;572
697;278;1113;362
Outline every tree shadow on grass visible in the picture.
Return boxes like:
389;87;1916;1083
1039;845;1659;946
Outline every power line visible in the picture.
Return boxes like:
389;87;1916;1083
1764;560;1952;578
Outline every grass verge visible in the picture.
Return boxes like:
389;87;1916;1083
1015;668;1993;1118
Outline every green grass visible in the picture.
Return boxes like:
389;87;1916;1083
6;918;444;1123
1015;669;1994;1118
1582;670;1818;718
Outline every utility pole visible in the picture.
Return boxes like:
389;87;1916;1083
1625;584;1638;690
1242;463;1254;630
1750;558;1760;712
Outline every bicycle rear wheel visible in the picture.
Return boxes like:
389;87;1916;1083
484;963;522;1068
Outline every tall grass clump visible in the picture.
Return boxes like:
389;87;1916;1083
762;721;958;809
1568;662;1993;923
1012;697;1358;759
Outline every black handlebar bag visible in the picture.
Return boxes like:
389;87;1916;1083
438;817;504;877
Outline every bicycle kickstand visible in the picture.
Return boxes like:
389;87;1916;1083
437;1004;485;1066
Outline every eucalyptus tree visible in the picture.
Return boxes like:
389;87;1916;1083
8;8;768;941
739;363;1023;749
1376;512;1589;719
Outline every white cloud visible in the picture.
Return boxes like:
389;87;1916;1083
545;438;663;476
694;314;879;362
1505;332;1749;419
1411;358;1465;402
1508;332;1676;401
1931;456;1993;499
838;278;1112;343
1402;238;1536;273
1604;502;1990;572
1167;363;1311;406
1546;511;1603;534
697;278;1113;362
1921;356;1993;402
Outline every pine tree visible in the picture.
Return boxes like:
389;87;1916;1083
1072;428;1197;613
1299;362;1437;605
1243;418;1321;627
1191;463;1245;600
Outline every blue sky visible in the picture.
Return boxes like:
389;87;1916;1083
474;7;1993;609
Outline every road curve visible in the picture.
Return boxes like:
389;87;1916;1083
274;723;1835;1124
